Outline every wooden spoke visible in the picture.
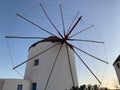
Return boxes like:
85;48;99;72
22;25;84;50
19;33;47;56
5;36;46;39
39;3;63;38
66;16;82;38
72;45;108;64
60;4;66;36
68;38;104;44
44;44;63;90
69;25;94;38
9;4;107;87
67;12;79;34
73;49;102;84
16;13;57;37
13;43;60;69
66;44;75;86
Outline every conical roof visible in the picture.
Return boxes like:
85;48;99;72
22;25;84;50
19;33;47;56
29;36;61;50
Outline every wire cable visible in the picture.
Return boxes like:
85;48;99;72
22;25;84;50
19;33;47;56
6;39;24;78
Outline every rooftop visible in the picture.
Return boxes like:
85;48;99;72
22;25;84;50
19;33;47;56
113;55;120;65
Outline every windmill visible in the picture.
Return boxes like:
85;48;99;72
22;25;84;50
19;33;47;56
6;3;108;90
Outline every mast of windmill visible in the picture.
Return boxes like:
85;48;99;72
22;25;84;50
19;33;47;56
6;3;108;90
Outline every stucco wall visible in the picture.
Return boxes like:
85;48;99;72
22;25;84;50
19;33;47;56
114;61;120;84
0;79;4;90
25;41;78;90
2;79;31;90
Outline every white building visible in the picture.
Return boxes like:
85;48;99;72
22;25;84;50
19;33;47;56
0;79;31;90
113;55;120;84
0;36;78;90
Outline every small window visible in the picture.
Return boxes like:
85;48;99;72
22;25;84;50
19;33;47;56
32;83;37;90
17;84;23;90
34;59;39;66
117;63;120;68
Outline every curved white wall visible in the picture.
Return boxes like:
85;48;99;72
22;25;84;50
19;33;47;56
24;41;78;90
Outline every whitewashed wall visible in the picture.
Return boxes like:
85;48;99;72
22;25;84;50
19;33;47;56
0;79;4;90
114;61;120;84
24;41;78;90
1;79;31;90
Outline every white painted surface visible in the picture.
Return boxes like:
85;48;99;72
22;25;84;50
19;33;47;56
1;79;31;90
24;41;78;90
0;79;4;90
114;61;120;84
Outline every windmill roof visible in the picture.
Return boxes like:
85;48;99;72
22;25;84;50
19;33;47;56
113;55;120;65
29;36;61;50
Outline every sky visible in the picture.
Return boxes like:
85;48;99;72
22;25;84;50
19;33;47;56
1;0;120;89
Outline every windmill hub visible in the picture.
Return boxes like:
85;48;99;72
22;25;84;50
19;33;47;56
61;37;67;44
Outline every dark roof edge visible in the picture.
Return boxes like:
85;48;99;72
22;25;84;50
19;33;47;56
113;55;120;65
28;36;60;51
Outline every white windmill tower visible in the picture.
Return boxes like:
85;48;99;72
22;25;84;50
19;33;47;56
24;36;78;90
6;3;108;90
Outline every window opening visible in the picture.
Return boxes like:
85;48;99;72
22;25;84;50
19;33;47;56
32;83;37;90
17;84;23;90
34;59;39;66
117;63;120;68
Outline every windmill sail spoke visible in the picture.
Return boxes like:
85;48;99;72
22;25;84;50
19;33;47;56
73;49;102;84
60;4;66;36
69;25;94;38
67;12;79;34
7;4;107;87
13;43;60;69
16;13;57;37
5;36;46;39
66;16;82;38
66;44;75;86
68;39;104;44
44;44;63;90
72;45;108;64
39;3;63;38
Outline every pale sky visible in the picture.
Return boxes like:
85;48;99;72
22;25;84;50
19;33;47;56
1;0;120;89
